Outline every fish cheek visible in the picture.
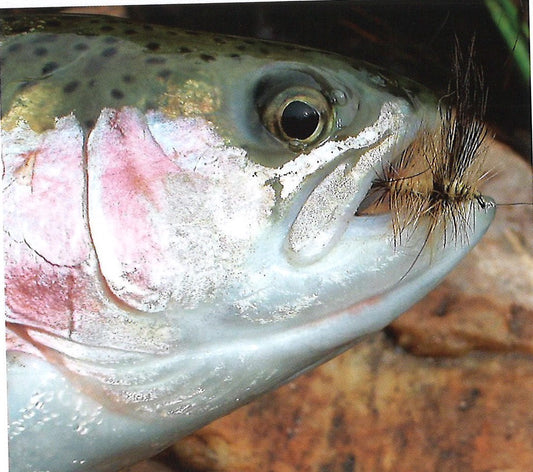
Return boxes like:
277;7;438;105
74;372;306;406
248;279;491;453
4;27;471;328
87;107;275;314
87;107;182;313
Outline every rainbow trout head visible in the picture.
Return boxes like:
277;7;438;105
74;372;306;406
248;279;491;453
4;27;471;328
3;14;495;472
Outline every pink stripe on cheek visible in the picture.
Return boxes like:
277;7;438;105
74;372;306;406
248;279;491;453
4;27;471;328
88;108;182;311
5;243;95;337
98;109;179;209
4;237;106;355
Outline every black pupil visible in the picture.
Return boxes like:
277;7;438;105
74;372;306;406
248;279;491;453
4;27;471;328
281;101;320;140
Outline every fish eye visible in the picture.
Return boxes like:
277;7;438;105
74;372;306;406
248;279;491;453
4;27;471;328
280;100;320;140
259;86;333;150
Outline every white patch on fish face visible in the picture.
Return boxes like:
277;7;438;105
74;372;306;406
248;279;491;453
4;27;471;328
3;116;92;266
145;111;275;241
87;108;275;312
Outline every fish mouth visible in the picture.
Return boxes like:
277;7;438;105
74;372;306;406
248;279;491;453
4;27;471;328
284;123;414;266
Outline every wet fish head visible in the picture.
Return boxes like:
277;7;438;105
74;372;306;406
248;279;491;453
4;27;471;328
2;14;496;472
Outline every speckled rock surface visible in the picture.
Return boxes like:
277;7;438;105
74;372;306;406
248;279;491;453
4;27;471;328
151;140;532;472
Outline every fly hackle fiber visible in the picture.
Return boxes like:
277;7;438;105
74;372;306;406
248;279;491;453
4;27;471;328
362;37;495;256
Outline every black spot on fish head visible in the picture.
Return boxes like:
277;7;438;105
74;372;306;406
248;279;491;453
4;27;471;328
157;69;172;80
146;42;161;51
111;89;125;100
8;43;23;53
34;47;48;57
63;81;80;94
74;43;89;51
146;57;166;65
101;47;117;58
41;61;59;75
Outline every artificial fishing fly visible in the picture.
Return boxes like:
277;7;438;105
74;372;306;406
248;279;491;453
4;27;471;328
362;39;495;253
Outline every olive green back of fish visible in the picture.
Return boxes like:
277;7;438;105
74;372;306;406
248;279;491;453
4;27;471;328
1;13;431;170
1;14;341;132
